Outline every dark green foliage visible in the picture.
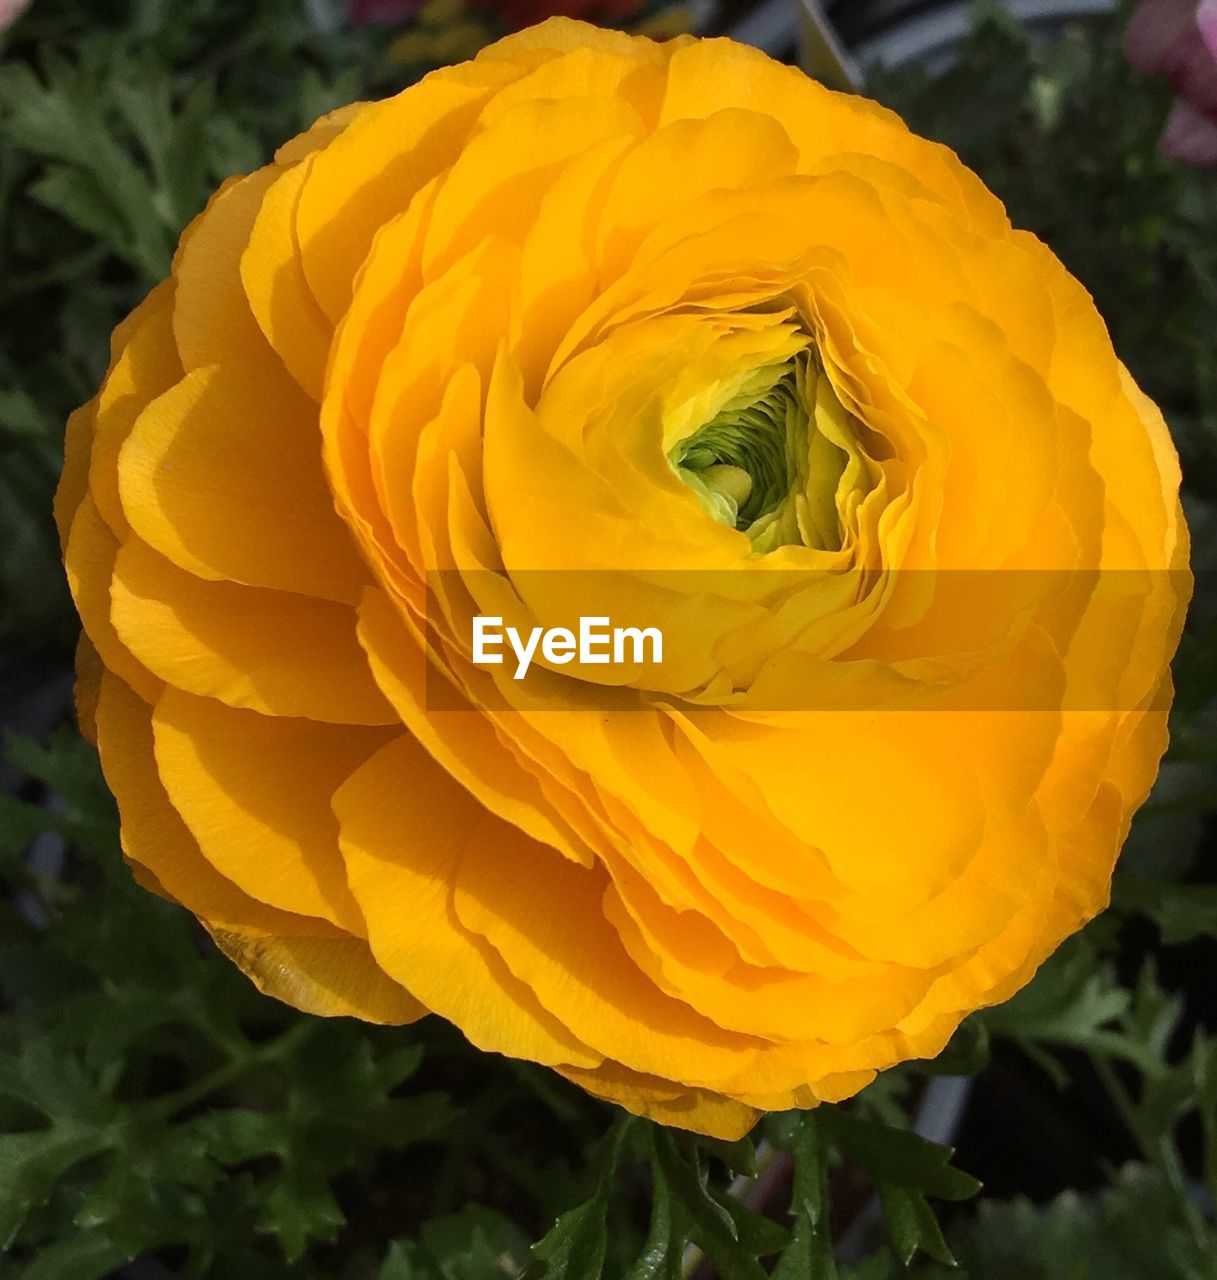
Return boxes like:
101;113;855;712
0;0;405;651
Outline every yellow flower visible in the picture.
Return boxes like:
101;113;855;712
57;19;1189;1140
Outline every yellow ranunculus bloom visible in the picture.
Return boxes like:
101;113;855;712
57;19;1189;1139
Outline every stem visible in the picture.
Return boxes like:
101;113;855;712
1090;1052;1139;1140
797;0;865;95
430;1088;527;1217
143;1019;312;1123
1090;1053;1213;1260
3;245;108;298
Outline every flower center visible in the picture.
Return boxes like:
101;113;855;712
669;353;852;553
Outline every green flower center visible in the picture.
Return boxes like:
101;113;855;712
669;354;853;553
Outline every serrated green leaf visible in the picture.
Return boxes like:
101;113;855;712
820;1111;980;1202
22;1230;130;1280
258;1174;344;1262
530;1119;631;1280
421;1206;530;1280
1118;879;1217;945
772;1114;836;1280
530;1196;611;1280
952;1165;1215;1280
724;1198;789;1258
650;1131;766;1280
694;1133;758;1178
876;1185;955;1267
189;1108;288;1164
0;1124;108;1246
621;1154;681;1280
381;1239;442;1280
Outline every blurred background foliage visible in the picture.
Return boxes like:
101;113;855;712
0;2;1215;1277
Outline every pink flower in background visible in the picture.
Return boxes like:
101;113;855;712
1126;0;1217;165
1;0;31;33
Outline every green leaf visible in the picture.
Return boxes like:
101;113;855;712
530;1119;631;1280
621;1155;682;1280
772;1114;836;1280
951;1165;1216;1280
982;939;1175;1076
1194;1036;1217;1221
0;1125;107;1246
916;1019;991;1078
772;1221;838;1280
650;1130;768;1280
723;1198;789;1258
380;1240;439;1280
28;165;132;257
0;385;53;438
1117;878;1217;945
420;1206;531;1280
876;1185;955;1268
190;1108;288;1164
531;1193;614;1280
820;1111;980;1203
788;1111;829;1228
23;1231;130;1280
258;1174;344;1262
811;1109;978;1268
694;1132;758;1178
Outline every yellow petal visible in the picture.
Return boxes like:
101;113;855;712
55;399;96;548
95;670;336;937
171;170;280;372
335;733;603;1069
452;827;762;1086
239;154;336;402
152;689;393;930
110;539;395;725
296;62;516;322
207;930;426;1025
118;363;368;604
88;280;183;539
558;1060;760;1140
64;494;162;705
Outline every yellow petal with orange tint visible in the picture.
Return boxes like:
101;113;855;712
335;733;603;1070
152;689;392;931
95;670;336;938
110;540;394;725
207;930;426;1025
118;363;368;604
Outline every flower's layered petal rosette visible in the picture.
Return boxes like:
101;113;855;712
59;21;1189;1139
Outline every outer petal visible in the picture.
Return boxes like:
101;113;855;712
207;931;427;1025
558;1061;760;1140
152;690;391;930
335;734;604;1070
117;363;369;604
110;540;395;725
94;670;330;937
